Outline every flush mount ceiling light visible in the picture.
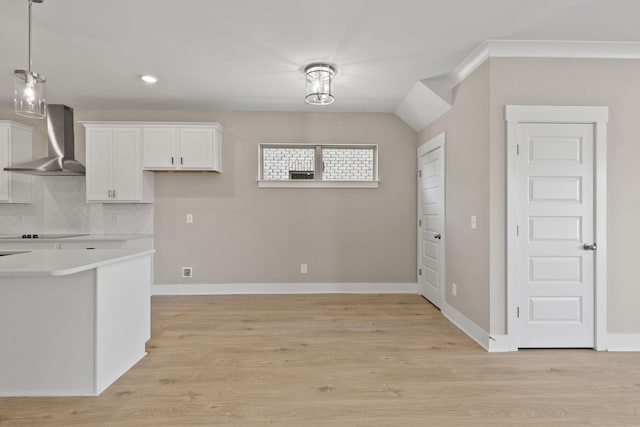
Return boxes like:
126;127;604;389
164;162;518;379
304;63;336;105
141;74;158;84
14;0;46;119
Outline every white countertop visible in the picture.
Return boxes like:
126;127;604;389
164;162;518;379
0;249;155;277
0;234;153;242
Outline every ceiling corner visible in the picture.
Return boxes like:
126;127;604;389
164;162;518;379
394;81;452;132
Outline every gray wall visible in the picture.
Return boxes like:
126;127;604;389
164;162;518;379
151;111;417;285
417;62;491;331
489;57;640;334
419;57;640;336
1;109;418;286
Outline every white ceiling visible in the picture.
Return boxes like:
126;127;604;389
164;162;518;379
2;0;640;113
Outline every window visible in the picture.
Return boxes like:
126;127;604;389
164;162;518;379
259;144;378;188
261;146;315;181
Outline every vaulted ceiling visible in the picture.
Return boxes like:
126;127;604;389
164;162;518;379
2;0;640;114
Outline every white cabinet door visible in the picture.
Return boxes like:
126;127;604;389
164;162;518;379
179;128;213;169
85;127;151;203
0;127;9;201
0;123;33;203
86;128;113;201
113;129;142;201
143;128;176;168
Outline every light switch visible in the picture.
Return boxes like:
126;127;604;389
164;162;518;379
471;215;477;229
186;213;193;223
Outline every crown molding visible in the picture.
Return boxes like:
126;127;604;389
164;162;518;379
448;40;640;89
446;42;491;89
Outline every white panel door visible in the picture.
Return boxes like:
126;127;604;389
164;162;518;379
86;128;113;201
113;128;141;201
418;142;444;308
516;123;595;347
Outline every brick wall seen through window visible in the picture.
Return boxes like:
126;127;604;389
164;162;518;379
322;147;374;181
260;144;377;182
262;147;315;180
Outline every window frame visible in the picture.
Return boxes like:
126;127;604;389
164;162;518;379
258;143;379;188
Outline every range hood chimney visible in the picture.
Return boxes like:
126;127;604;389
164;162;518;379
4;104;85;176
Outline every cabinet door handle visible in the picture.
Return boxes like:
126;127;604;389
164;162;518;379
180;157;184;165
108;190;113;198
113;189;117;198
171;156;174;165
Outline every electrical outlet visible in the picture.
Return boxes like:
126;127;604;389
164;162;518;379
181;267;193;278
186;213;193;224
300;264;308;274
452;283;457;296
471;216;477;229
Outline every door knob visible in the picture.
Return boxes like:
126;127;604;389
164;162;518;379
434;233;442;240
583;243;597;251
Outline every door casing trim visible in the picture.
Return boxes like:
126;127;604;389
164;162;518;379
505;105;608;351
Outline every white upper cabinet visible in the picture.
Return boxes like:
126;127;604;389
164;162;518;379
84;125;154;203
0;121;33;204
113;129;148;201
142;128;176;168
142;123;223;171
179;128;215;169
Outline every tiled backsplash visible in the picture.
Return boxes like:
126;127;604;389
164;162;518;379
0;176;153;234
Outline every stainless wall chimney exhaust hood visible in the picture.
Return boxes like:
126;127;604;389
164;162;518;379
4;104;85;176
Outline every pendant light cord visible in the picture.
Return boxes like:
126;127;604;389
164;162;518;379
27;0;33;72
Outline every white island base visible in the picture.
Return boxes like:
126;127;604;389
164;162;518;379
0;250;153;396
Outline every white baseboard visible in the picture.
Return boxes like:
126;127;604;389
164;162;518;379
488;334;517;352
441;303;490;351
483;333;640;352
153;282;419;296
607;333;640;351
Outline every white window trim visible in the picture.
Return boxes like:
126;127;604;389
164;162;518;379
258;143;379;189
258;180;379;189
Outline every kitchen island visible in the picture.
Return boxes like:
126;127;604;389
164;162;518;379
0;249;154;396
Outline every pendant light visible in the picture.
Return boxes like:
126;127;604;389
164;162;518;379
14;0;46;119
304;63;336;105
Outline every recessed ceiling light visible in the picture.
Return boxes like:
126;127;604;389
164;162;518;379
141;75;158;84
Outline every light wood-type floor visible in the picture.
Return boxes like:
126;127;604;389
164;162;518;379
2;294;640;426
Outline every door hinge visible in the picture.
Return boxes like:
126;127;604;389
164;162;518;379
419;219;422;227
418;170;422;178
516;144;520;155
418;268;422;276
517;307;520;318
